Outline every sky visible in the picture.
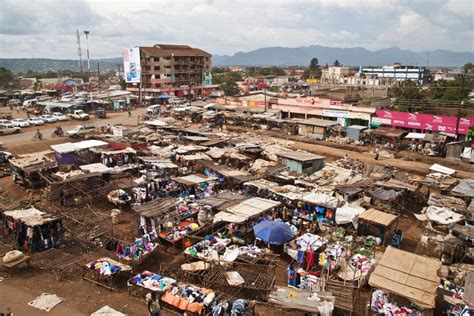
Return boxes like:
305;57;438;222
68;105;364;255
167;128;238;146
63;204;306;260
0;0;473;59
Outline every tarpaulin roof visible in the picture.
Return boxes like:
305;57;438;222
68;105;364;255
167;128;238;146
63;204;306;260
79;163;112;174
133;197;177;218
302;192;339;209
197;192;248;210
429;163;455;175
4;206;60;227
369;246;441;309
358;208;398;227
370;187;402;202
51;140;108;154
425;205;464;225
335;203;366;227
451;179;474;198
213;197;281;223
174;173;216;186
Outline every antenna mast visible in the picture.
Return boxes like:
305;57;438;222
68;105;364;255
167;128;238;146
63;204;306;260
76;29;83;72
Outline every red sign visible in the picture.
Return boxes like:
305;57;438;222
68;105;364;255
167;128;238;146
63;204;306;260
375;110;474;135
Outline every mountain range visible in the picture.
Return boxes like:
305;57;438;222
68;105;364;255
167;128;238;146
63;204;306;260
213;45;473;67
1;46;472;73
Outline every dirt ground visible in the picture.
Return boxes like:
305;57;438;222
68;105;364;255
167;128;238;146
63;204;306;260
0;110;468;315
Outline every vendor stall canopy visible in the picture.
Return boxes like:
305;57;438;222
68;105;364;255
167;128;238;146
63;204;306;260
174;174;217;186
369;246;442;309
4;206;59;227
213;197;281;223
50;140;108;154
358;208;398;227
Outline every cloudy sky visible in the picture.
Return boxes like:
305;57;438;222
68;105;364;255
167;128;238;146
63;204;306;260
0;0;473;59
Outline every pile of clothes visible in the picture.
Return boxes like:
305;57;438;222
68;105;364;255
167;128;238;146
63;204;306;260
211;299;248;316
439;279;464;300
350;253;375;274
371;290;422;316
239;245;265;259
161;283;215;315
128;271;176;292
185;235;231;261
89;259;122;276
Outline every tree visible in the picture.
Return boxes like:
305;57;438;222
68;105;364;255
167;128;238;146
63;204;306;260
221;77;240;96
303;57;322;80
463;63;474;74
333;60;341;67
0;67;14;88
309;58;319;70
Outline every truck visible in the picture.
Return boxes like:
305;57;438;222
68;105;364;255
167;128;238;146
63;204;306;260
66;125;96;138
68;110;89;121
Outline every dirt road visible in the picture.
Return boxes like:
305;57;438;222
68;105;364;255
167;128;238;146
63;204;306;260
0;108;146;147
291;141;474;179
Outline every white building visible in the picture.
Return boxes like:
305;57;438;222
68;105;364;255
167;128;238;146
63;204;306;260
361;64;429;84
322;66;351;83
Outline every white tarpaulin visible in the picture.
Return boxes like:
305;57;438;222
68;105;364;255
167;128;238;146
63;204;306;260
336;203;366;227
429;163;455;175
213;197;281;223
91;305;127;316
405;132;426;140
426;205;464;225
302;192;340;208
28;293;63;312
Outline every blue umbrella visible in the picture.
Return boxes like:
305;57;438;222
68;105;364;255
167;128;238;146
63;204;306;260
158;93;170;99
253;220;293;245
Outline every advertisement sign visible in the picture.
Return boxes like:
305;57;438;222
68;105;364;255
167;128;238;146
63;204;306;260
375;110;474;135
322;109;348;118
122;47;141;83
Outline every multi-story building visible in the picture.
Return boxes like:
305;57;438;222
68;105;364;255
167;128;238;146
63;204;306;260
125;44;213;98
360;63;430;85
321;66;351;83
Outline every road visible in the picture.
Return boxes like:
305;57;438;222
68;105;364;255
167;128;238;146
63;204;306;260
0;108;146;147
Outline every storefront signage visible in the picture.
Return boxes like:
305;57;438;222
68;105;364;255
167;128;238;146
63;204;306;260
375;110;474;135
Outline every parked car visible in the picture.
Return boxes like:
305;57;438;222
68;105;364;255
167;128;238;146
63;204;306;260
0;151;12;163
0;119;12;125
40;114;59;123
28;117;45;126
95;108;107;118
22;99;37;107
147;105;161;115
52;112;69;121
67;125;96;138
68;110;89;120
0;124;20;135
12;118;30;128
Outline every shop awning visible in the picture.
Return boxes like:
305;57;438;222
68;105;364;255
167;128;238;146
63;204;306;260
133;197;177;218
213;197;281;223
358;208;398;227
173;174;216;186
4;206;59;226
369;246;441;309
302;192;340;209
79;163;112;173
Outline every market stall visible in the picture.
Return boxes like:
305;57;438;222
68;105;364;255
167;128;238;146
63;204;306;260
2;207;63;252
160;282;215;315
127;270;177;298
83;257;132;290
357;208;399;247
173;173;218;198
369;246;442;315
9;154;58;188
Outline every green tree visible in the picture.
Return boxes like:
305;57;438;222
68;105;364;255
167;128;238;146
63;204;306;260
303;57;322;80
0;67;15;88
463;63;474;74
221;77;240;96
333;60;341;67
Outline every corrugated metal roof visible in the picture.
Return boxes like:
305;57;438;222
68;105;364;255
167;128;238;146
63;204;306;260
277;151;325;162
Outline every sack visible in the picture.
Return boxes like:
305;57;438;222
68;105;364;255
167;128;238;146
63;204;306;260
3;250;24;263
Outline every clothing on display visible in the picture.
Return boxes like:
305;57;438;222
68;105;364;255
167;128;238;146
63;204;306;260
88;259;124;276
128;271;176;292
184;235;231;261
113;237;158;262
371;289;422;316
161;283;215;315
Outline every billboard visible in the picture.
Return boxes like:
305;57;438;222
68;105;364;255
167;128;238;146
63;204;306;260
375;110;474;135
122;47;141;83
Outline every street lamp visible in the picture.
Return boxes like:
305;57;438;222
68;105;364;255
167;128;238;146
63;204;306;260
84;30;92;102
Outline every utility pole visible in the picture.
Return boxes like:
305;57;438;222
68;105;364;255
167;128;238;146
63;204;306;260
264;87;267;111
76;29;83;72
84;30;92;103
97;62;100;94
455;74;465;140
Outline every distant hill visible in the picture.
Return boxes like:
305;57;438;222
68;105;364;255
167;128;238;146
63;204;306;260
213;45;473;67
0;57;122;73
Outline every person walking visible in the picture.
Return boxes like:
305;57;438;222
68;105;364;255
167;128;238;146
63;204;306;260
146;292;161;316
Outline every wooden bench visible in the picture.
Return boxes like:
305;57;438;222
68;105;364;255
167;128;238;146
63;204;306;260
3;255;31;275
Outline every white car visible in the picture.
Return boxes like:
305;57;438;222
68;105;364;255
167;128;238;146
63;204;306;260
28;117;45;126
0;119;12;125
40;114;59;123
52;112;69;121
12;118;30;128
